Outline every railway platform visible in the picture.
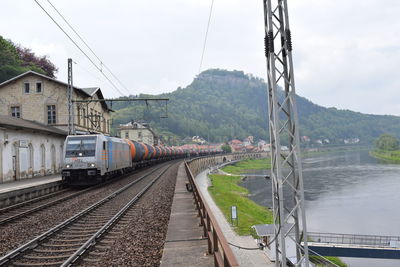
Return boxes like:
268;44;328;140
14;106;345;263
0;174;64;208
160;163;213;266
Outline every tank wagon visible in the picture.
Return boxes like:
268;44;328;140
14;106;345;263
62;134;220;186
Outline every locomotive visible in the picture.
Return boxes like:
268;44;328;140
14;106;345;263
61;134;218;186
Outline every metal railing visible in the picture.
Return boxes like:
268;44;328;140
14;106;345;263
184;159;239;267
308;232;400;248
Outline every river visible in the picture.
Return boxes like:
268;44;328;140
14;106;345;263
240;150;400;267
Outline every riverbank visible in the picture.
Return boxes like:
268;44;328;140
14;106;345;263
211;158;348;267
370;149;400;163
208;173;273;235
303;146;370;157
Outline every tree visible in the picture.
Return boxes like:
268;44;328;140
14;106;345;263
374;134;399;151
16;46;58;78
221;144;232;153
0;36;58;83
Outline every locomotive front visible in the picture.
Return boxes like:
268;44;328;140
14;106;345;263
62;135;104;185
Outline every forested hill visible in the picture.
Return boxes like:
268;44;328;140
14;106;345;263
111;69;400;145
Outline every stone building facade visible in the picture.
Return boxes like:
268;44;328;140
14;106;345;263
0;116;66;183
0;71;112;135
118;121;158;145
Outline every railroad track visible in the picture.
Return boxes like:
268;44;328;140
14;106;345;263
0;165;155;226
0;188;88;226
0;162;173;266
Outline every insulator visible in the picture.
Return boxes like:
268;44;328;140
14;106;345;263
264;35;269;57
281;36;286;57
286;29;292;51
268;31;274;53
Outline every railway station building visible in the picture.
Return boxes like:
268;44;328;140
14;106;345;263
0;70;113;135
0;115;67;183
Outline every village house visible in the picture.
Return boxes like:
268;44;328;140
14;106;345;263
0;71;112;135
118;121;158;145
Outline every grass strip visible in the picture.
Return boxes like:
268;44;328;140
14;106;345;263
208;174;272;235
221;158;271;175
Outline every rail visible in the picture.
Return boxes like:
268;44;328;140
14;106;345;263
184;160;239;267
308;232;400;248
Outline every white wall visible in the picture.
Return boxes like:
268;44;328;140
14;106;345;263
0;128;65;183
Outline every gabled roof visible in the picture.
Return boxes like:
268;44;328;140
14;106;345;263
0;115;67;136
81;87;100;97
0;71;111;111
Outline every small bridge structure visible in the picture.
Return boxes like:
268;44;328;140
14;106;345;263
307;232;400;259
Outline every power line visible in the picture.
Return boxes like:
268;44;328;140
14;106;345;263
33;0;126;96
199;0;215;74
46;0;132;96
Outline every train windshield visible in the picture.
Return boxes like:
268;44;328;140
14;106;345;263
65;136;97;158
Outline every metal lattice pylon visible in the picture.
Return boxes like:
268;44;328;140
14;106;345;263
262;0;309;266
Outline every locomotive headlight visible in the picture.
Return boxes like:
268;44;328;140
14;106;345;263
65;164;71;168
90;163;95;167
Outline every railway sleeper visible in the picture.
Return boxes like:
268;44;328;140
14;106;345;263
48;238;87;243
68;226;102;231
23;254;70;260
72;222;108;227
82;257;101;263
33;248;78;253
13;261;65;266
41;243;81;248
95;244;111;250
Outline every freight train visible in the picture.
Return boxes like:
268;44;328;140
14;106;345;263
61;134;219;186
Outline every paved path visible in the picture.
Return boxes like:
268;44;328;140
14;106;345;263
195;167;274;267
160;163;213;266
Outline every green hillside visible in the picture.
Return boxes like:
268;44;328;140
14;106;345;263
111;69;400;145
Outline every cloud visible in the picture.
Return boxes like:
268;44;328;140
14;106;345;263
0;0;399;115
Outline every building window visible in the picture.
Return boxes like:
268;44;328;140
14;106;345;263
24;83;30;94
47;105;56;124
77;107;81;126
11;106;21;118
125;132;129;138
138;131;142;138
82;108;86;127
36;82;42;93
90;110;93;129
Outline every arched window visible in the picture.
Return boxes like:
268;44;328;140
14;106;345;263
41;144;45;168
28;143;34;173
51;144;56;173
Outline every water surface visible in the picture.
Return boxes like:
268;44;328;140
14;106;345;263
240;150;400;267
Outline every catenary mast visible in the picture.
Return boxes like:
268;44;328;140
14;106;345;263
262;0;309;266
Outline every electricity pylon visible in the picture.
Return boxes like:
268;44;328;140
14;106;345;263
262;0;309;266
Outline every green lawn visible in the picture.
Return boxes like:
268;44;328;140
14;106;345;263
208;174;273;235
221;158;271;175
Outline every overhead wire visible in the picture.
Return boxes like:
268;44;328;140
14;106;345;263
198;0;215;74
33;0;126;96
46;0;132;96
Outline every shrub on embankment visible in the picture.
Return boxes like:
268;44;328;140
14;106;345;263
370;134;400;162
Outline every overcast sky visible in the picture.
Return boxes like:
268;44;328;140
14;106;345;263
2;0;400;115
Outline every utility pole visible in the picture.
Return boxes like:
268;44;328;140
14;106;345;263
67;58;75;135
262;0;309;266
